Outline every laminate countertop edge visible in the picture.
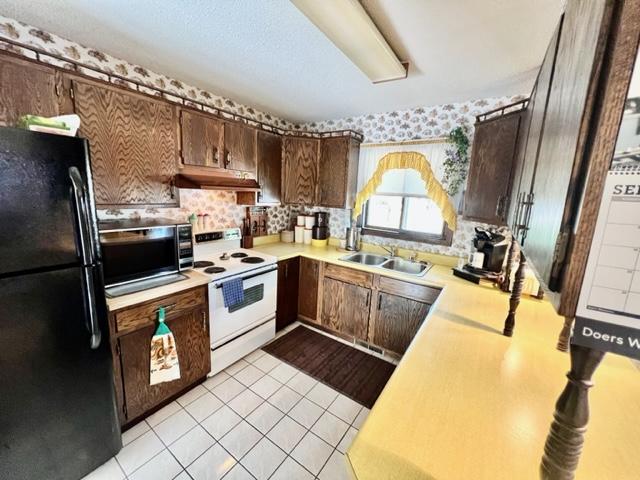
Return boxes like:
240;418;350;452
251;242;640;479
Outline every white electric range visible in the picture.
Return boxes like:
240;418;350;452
192;227;278;375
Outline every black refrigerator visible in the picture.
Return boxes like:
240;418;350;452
0;127;121;480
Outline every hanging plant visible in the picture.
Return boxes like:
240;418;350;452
442;125;471;196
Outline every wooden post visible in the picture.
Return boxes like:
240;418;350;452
501;237;517;293
540;344;605;479
503;250;526;337
557;317;574;352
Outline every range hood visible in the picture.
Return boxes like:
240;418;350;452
174;172;260;192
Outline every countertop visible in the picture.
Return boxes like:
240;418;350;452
105;270;210;311
252;242;640;479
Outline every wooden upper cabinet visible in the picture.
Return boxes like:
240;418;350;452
282;137;319;205
525;0;609;288
321;276;370;339
0;54;59;127
180;109;223;169
256;131;282;204
223;122;256;176
318;137;360;208
298;257;320;321
369;292;430;355
71;78;179;207
463;110;523;224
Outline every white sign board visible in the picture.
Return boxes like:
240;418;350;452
574;168;640;358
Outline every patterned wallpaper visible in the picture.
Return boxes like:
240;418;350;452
0;14;523;257
0;14;294;130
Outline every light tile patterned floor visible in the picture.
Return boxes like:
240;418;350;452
83;345;369;480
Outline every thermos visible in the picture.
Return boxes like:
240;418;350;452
345;226;360;251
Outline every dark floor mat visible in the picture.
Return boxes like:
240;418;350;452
263;326;395;409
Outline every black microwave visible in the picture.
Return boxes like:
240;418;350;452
98;219;193;287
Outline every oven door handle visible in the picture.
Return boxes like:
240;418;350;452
214;266;278;288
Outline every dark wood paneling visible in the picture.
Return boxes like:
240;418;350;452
324;263;373;288
276;257;299;331
464;111;522;224
263;325;395;409
370;292;430;355
118;305;210;422
256;130;282;204
524;0;610;286
321;277;370;339
298;257;320;321
180;109;223;168
114;287;206;334
224;121;256;175
282;137;319;205
0;55;58;126
558;0;640;316
318;137;349;208
72;78;179;207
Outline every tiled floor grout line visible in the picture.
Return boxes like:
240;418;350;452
111;347;365;480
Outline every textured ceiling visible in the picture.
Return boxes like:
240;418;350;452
0;0;561;123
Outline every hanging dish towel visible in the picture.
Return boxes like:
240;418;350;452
149;307;181;385
222;278;244;308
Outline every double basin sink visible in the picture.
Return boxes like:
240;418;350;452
339;252;432;277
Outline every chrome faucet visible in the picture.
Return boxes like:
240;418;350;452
381;245;398;258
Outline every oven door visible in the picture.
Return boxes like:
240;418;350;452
209;265;278;348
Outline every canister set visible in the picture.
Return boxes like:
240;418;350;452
294;212;328;246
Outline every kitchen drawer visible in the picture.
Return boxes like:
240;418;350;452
324;263;373;288
376;276;441;304
114;286;207;333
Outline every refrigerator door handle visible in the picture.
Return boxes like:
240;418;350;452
69;166;94;266
82;265;102;349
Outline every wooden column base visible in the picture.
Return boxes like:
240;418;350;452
540;344;605;479
503;250;526;337
557;317;574;352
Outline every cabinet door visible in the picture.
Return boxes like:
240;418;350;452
282;137;319;205
257;131;282;204
525;0;608;288
118;306;210;422
463;111;522;224
72;79;178;207
180;109;223;168
0;54;59;127
224;122;256;175
318;137;349;208
321;277;370;339
276;257;299;331
370;292;430;355
298;257;320;321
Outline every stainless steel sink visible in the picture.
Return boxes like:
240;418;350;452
340;253;389;266
380;258;431;276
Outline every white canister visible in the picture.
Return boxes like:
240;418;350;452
280;230;294;243
294;226;305;243
303;228;313;244
297;215;305;227
304;215;315;229
471;251;485;269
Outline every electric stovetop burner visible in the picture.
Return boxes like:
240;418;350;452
193;261;214;268
204;266;226;274
231;252;248;258
241;257;264;264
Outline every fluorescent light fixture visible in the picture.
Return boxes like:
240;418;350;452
291;0;408;83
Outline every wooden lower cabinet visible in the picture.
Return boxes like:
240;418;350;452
321;277;371;339
298;257;320;321
276;257;299;331
111;286;210;425
370;292;431;355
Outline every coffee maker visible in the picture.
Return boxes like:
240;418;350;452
472;227;509;272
